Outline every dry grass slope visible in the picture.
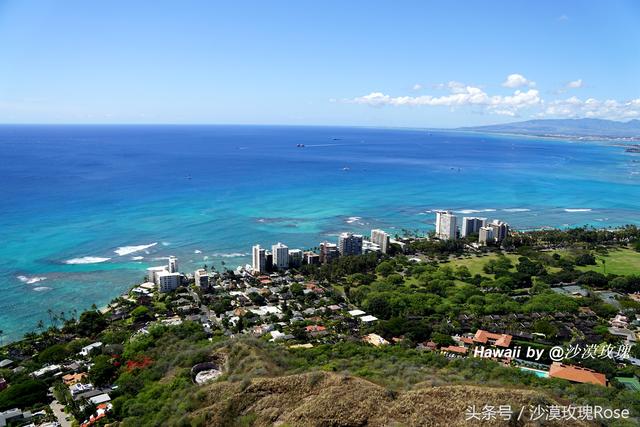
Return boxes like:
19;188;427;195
193;371;588;427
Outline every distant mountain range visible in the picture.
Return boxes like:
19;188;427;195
459;118;640;139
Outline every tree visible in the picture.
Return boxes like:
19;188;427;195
76;310;107;337
89;354;118;387
523;292;579;313
576;271;608;288
130;306;151;322
430;332;455;346
375;261;395;277
364;294;392;319
609;277;630;292
533;319;557;337
38;343;70;364
574;253;596;266
483;256;513;275
516;257;546;276
455;266;472;281
0;379;47;411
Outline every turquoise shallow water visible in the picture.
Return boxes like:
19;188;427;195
0;125;639;341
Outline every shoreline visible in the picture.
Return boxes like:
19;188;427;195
2;222;639;346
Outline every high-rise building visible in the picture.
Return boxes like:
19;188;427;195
271;242;289;269
338;232;363;256
319;241;340;264
304;251;320;265
147;266;169;285
168;256;178;273
435;211;457;240
157;271;181;292
265;252;273;271
252;244;266;273
370;229;391;253
362;241;381;253
288;249;303;268
478;226;495;245
490;220;510;242
194;268;210;289
461;217;487;237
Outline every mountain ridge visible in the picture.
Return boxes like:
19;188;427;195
458;118;640;139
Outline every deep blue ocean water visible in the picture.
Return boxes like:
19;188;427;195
1;125;639;341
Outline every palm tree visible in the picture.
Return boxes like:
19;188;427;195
37;319;45;334
0;329;4;346
47;308;55;328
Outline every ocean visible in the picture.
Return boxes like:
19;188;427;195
1;125;639;342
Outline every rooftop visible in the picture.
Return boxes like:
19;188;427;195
549;362;607;386
472;329;512;347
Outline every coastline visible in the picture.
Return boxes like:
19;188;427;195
2;222;639;345
2;125;640;343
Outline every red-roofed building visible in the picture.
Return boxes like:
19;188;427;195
549;362;607;386
459;336;475;345
441;345;469;355
473;329;512;348
425;341;438;351
305;325;326;332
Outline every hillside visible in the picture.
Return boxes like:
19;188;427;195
193;371;576;427
458;118;640;139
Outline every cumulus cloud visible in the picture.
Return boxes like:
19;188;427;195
412;83;423;91
502;73;535;88
343;74;638;120
348;84;540;116
566;79;583;89
541;96;640;119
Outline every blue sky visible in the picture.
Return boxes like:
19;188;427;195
0;0;638;127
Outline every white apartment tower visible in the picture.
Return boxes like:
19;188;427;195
194;268;210;289
461;217;487;237
168;256;178;273
370;229;391;253
157;271;180;292
435;211;457;240
478;226;495;245
252;244;266;273
490;220;510;242
271;242;289;270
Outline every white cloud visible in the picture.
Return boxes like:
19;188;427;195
492;109;517;117
566;79;583;89
502;73;535;88
541;96;640;119
343;74;639;120
412;83;423;91
348;86;540;116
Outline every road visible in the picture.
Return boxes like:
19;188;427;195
50;400;72;427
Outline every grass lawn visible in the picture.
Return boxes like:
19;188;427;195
576;247;640;276
441;253;521;277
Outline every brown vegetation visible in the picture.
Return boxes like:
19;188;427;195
192;371;584;427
